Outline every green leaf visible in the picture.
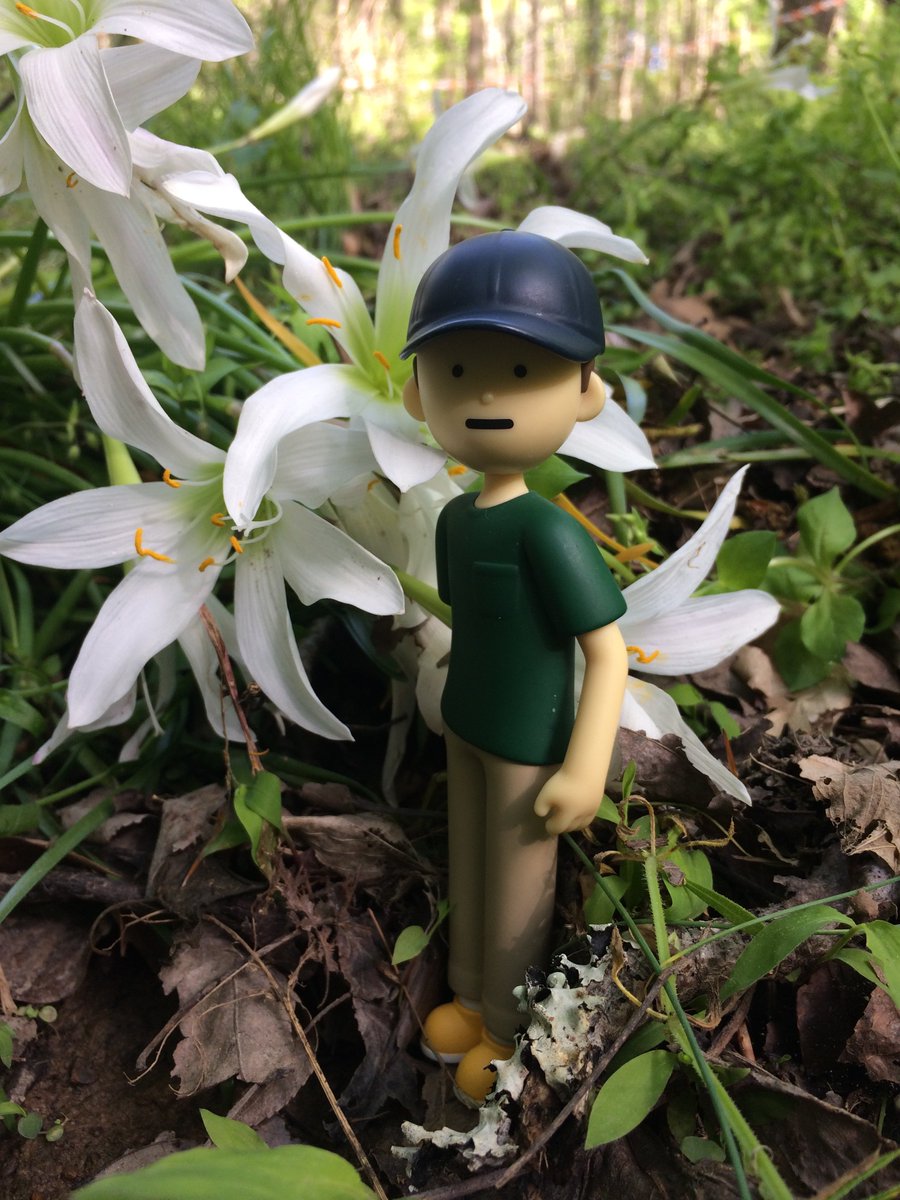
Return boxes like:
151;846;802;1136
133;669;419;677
606;1022;670;1075
797;488;856;566
391;924;429;966
233;773;282;865
0;1100;26;1117
0;692;43;736
832;947;882;989
0;803;42;836
17;1112;42;1139
681;1135;726;1163
662;847;713;923
863;922;900;1006
200;1111;267;1152
800;592;866;663
524;455;587;499
707;701;741;739
595;794;620;824
202;819;249;858
682;880;758;927
716;531;777;590
585;1050;678;1147
71;1146;378;1200
584;873;629;925
620;760;637;802
667;682;703;708
721;904;853;1001
773;620;830;691
394;569;451;627
0;1023;13;1068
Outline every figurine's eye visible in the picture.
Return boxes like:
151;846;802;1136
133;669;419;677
513;364;528;378
451;364;464;378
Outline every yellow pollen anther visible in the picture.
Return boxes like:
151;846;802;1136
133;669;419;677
210;512;227;527
373;350;390;372
198;557;216;572
306;317;342;329
448;464;467;476
392;224;402;260
321;256;342;288
229;536;244;554
134;528;175;564
16;3;39;16
627;645;661;665
65;171;78;189
162;468;181;489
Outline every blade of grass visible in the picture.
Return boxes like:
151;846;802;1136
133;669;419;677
7;219;49;326
0;792;114;924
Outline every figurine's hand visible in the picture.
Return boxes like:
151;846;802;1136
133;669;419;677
533;770;600;836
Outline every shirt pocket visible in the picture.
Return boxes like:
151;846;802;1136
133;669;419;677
474;561;519;618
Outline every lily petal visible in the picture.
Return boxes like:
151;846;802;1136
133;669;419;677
0;91;24;197
0;483;181;567
622;591;780;676
559;394;655;472
22;118;92;288
374;88;527;357
20;36;131;194
33;687;138;764
275;502;403;614
623;467;748;623
73;183;206;370
161;169;286;263
102;45;201;130
234;542;350;740
622;679;752;804
270;424;377;509
66;554;219;726
517;205;649;265
92;0;253;60
74;294;221;472
364;419;446;492
224;363;370;527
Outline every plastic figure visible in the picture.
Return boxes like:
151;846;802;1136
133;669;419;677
400;231;629;1103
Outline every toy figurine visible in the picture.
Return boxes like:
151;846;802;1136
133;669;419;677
400;231;629;1103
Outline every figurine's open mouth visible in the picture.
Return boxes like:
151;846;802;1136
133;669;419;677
465;418;514;430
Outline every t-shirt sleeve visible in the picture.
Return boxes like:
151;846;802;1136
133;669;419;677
525;505;626;635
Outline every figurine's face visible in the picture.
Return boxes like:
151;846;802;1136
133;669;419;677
403;330;604;475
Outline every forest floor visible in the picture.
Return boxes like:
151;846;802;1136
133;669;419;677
2;253;899;1200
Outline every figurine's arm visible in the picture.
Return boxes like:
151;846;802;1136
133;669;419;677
533;621;628;836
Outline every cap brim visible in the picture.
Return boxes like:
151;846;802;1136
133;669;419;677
400;311;604;361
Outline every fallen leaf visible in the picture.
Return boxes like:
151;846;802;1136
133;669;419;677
840;988;900;1084
735;646;853;734
0;911;92;1003
159;926;308;1099
799;756;900;871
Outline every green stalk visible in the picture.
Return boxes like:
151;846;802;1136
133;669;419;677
102;433;140;487
6;219;48;327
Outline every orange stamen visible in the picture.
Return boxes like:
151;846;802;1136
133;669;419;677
373;350;390;372
627;645;661;665
229;536;244;554
198;557;216;572
392;224;402;260
306;317;342;329
162;469;181;489
322;256;342;287
134;528;175;564
210;512;227;527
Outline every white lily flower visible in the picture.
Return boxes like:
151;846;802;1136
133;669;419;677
1;0;252;367
0;294;402;754
1;0;251;193
615;466;781;802
164;87;655;503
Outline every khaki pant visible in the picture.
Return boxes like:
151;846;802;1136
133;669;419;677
444;727;559;1042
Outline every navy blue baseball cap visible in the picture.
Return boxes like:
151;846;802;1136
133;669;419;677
400;230;605;361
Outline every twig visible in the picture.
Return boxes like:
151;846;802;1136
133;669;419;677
707;985;756;1060
207;915;389;1200
198;604;264;774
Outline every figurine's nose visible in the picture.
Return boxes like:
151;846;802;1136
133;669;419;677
479;391;494;406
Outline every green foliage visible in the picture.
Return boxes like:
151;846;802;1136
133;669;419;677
586;1050;678;1147
200;1110;268;1152
391;898;450;965
71;1144;377;1200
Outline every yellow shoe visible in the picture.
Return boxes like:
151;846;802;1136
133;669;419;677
454;1031;514;1104
421;997;484;1064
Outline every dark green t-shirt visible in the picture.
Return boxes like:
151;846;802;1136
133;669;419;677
436;491;626;765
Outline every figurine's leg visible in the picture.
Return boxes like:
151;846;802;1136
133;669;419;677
421;727;487;1062
444;726;487;1007
480;753;558;1043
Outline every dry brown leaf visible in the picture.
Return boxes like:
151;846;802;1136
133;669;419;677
840;987;900;1084
735;646;853;734
0;911;92;1004
799;755;900;871
159;927;308;1099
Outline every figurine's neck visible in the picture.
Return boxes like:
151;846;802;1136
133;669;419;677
475;472;528;509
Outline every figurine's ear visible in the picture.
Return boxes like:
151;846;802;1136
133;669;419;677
402;373;424;420
577;370;605;422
